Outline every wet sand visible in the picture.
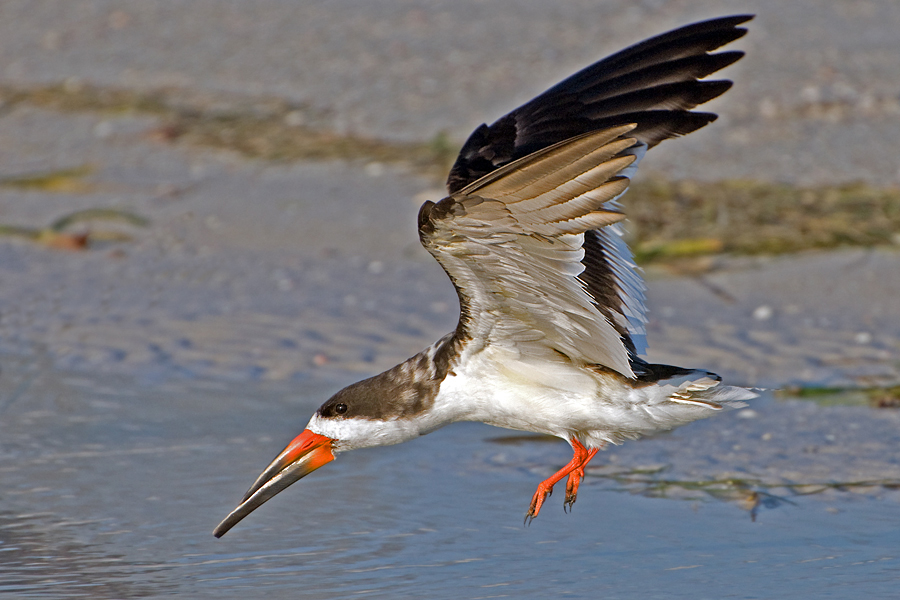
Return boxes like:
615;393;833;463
1;2;899;598
2;0;900;185
1;104;897;387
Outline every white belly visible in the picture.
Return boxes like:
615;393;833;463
429;345;703;447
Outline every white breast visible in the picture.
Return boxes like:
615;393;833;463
429;345;600;438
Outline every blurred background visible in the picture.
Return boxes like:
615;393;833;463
0;1;898;598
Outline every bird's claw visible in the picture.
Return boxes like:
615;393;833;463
524;486;552;526
564;482;578;513
563;463;588;513
524;441;599;523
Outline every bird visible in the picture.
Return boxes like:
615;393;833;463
214;14;756;538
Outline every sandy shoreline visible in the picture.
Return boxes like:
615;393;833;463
1;7;900;595
1;4;897;390
0;109;897;388
0;0;897;494
3;0;900;184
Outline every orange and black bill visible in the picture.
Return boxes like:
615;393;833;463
213;429;335;538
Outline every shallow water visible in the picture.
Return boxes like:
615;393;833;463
2;351;899;599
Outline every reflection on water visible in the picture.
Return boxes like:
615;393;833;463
1;353;900;598
0;512;174;598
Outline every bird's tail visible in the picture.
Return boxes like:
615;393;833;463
659;370;757;410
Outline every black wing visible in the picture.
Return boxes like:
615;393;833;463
446;14;752;193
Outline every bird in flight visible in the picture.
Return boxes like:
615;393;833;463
214;14;755;537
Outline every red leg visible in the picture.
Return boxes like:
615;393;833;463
564;447;599;511
525;439;598;524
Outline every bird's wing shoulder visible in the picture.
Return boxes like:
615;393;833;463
419;125;646;377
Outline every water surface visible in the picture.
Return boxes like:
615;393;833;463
2;354;898;599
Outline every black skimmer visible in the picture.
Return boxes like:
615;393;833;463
214;14;756;538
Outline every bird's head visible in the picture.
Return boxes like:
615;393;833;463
213;373;429;538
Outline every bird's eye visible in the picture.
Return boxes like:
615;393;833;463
335;403;348;415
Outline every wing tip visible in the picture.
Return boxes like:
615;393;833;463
444;13;751;192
